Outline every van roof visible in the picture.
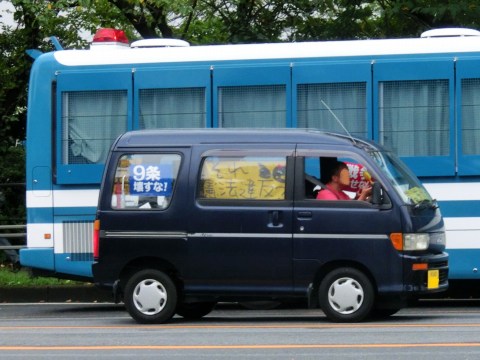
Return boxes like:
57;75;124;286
114;129;379;150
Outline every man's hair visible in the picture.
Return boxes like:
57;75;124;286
321;161;348;184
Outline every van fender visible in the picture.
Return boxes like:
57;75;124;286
307;283;318;308
112;279;123;304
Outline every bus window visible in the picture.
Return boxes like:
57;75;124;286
378;79;449;157
297;82;367;138
139;87;206;128
62;90;128;165
461;78;480;156
218;85;286;128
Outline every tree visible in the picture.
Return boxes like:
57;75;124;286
374;0;480;37
0;18;29;224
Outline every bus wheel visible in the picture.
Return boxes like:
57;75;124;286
176;302;217;319
124;269;177;324
319;267;374;322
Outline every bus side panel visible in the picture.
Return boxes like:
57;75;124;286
425;182;480;280
22;54;57;271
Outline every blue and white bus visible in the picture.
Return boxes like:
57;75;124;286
22;27;480;285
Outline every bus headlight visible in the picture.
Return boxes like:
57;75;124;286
403;233;430;250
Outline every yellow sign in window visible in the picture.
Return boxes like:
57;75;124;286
200;157;286;200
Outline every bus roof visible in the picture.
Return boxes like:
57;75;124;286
53;35;480;67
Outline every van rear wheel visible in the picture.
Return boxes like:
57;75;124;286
124;269;177;324
319;267;374;322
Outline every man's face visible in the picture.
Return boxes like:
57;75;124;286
336;167;350;187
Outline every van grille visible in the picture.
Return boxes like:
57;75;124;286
429;260;449;286
63;221;93;261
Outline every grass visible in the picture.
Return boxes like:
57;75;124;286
0;262;86;287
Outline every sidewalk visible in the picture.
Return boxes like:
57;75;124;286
0;285;113;303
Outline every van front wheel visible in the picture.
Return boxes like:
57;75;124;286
124;269;177;324
319;267;374;322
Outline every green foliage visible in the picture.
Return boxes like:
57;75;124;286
375;0;480;37
0;29;28;148
0;146;25;224
284;0;380;41
0;25;27;224
0;266;83;287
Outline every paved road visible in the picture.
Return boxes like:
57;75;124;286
1;300;480;359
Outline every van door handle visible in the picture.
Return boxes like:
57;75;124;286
297;211;312;219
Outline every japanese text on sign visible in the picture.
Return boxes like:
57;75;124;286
200;158;286;200
129;164;173;197
345;162;372;192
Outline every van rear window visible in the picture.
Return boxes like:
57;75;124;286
199;156;286;200
111;153;181;210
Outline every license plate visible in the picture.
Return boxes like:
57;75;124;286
428;269;439;289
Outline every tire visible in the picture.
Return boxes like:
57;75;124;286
176;302;217;319
123;269;177;324
319;267;374;322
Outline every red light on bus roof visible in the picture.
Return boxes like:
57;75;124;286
93;28;129;44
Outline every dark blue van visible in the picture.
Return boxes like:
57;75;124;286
92;129;448;323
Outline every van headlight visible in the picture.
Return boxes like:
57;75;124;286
403;233;430;250
390;232;442;251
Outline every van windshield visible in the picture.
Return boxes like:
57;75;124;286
368;151;433;206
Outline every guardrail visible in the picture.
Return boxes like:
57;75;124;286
0;225;26;250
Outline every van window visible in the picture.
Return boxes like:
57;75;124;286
110;153;182;210
303;156;373;200
199;155;286;200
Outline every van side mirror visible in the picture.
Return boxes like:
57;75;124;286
371;182;383;205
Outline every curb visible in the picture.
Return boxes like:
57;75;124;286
0;286;113;303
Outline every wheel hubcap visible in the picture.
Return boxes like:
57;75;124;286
328;277;364;315
132;279;167;315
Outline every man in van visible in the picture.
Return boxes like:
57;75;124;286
316;161;371;201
